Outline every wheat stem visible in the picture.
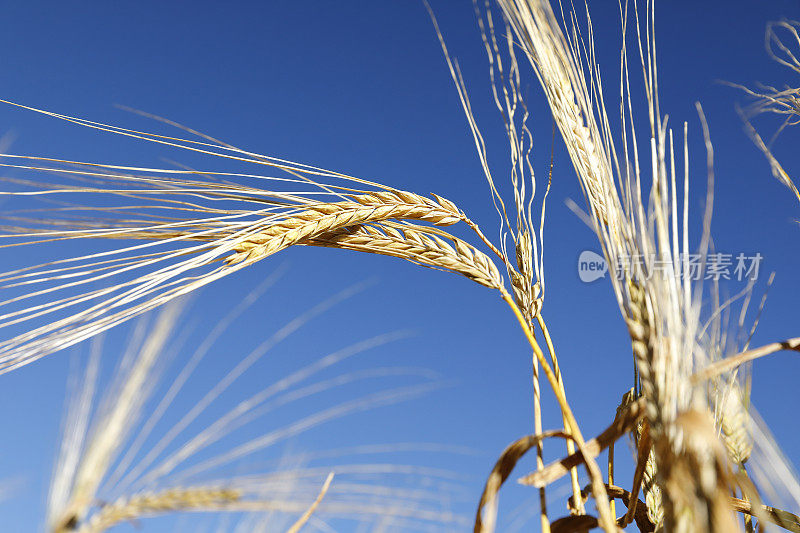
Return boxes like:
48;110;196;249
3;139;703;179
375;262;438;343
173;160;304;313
622;422;652;527
498;288;614;531
519;398;646;489
286;472;334;533
529;340;549;533
691;337;800;384
535;313;583;514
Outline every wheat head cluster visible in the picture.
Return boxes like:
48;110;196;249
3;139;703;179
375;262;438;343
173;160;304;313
0;1;799;532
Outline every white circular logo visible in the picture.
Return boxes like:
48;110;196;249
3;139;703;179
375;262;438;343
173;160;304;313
578;250;607;283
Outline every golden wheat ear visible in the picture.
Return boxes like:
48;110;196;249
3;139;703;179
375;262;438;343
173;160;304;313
0;144;511;374
0;90;529;375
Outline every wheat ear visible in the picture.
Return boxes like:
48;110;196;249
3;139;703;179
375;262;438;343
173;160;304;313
228;191;463;264
71;487;242;533
0;189;471;372
307;223;503;289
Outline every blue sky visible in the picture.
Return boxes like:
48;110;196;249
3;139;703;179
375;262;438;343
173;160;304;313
0;1;799;531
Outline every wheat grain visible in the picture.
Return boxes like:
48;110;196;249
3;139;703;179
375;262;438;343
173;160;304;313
307;223;503;289
230;190;463;261
641;447;664;527
216;191;464;265
720;393;753;469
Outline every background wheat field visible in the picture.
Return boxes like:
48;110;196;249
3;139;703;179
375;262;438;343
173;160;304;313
0;1;799;532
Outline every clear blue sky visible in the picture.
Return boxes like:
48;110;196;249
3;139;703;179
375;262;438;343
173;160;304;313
0;1;798;531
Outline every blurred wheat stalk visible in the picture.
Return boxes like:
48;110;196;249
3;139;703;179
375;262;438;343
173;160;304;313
0;0;799;532
49;298;467;532
734;19;800;204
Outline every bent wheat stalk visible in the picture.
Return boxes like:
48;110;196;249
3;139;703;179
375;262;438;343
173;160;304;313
474;430;570;533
